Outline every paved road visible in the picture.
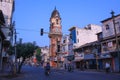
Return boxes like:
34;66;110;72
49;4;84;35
0;65;120;80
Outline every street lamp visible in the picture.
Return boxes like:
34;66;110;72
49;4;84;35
111;11;120;72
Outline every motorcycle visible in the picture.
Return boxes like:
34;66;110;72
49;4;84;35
45;69;50;76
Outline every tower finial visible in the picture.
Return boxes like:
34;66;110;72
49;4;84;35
55;6;56;10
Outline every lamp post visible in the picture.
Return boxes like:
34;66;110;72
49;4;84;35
111;11;120;72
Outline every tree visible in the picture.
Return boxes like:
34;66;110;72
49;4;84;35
35;48;41;63
17;42;38;73
7;42;38;73
7;45;14;55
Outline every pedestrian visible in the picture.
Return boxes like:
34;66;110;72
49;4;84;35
71;63;74;72
64;64;67;70
68;62;71;72
44;62;51;76
105;62;110;73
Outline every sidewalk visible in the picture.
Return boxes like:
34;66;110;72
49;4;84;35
0;68;11;76
52;67;120;75
74;68;120;75
0;65;33;79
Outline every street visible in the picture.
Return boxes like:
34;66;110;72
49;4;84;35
0;65;120;80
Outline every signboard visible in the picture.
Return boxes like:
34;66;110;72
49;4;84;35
67;55;74;61
108;41;113;47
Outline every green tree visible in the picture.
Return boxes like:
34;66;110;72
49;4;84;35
35;48;41;63
7;45;14;55
8;42;38;73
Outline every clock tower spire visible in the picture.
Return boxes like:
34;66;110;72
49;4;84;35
49;7;62;67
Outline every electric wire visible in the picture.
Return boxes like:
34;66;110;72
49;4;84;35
16;28;40;32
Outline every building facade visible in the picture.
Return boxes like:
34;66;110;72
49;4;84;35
49;8;62;67
69;24;102;69
101;13;120;72
0;0;14;71
74;41;102;69
69;24;102;49
41;46;50;63
0;10;6;71
61;35;70;68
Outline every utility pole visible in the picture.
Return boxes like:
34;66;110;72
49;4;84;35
93;43;99;70
14;29;17;63
111;11;120;72
96;53;99;70
12;20;18;75
12;28;17;75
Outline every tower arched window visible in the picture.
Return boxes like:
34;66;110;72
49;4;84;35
56;19;59;24
51;23;54;26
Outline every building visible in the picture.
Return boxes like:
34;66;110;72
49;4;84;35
41;46;50;65
61;35;70;68
0;0;15;71
74;41;102;69
48;7;62;67
69;24;102;49
0;10;6;71
100;12;120;72
61;34;75;69
69;24;102;69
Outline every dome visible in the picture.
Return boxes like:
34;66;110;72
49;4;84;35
51;7;60;18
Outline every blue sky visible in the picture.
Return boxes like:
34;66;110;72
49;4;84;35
14;0;120;47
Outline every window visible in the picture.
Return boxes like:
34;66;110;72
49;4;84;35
51;23;54;26
63;40;65;43
88;26;91;30
63;47;65;52
77;39;79;43
115;22;120;33
105;24;109;30
102;43;108;51
108;41;113;48
56;19;58;24
77;31;79;35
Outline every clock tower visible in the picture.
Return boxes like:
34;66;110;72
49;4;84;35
49;7;62;67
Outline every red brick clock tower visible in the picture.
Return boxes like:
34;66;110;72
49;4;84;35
49;8;62;67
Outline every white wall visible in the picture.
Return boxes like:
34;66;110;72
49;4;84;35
102;15;120;38
76;24;102;47
0;0;14;26
41;47;49;62
0;0;14;41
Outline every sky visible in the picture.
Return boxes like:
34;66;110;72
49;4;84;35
14;0;120;47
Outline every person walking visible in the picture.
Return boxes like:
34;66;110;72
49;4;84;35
68;63;71;72
64;64;67;70
105;62;110;73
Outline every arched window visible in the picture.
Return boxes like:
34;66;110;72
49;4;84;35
56;19;58;24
